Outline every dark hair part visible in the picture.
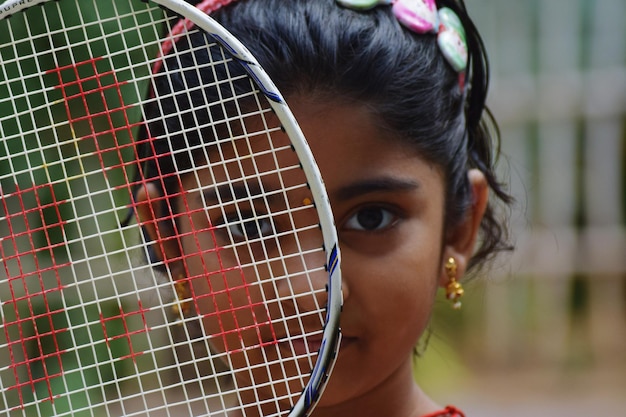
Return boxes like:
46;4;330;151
138;0;513;271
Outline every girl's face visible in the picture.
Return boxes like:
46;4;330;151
151;97;485;415
172;104;330;411
288;97;447;410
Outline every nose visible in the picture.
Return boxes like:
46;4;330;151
275;246;329;317
339;268;349;303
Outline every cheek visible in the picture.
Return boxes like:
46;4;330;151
373;257;438;314
175;214;267;341
178;219;327;354
347;249;439;305
343;229;441;329
182;232;276;358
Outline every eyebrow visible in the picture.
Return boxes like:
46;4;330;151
333;177;421;202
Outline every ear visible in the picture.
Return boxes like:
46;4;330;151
439;169;489;287
134;182;184;277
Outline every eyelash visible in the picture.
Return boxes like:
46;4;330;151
221;210;274;241
343;205;399;232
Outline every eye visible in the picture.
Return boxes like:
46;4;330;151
225;212;274;241
343;206;396;231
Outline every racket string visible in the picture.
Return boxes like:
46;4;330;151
1;1;336;415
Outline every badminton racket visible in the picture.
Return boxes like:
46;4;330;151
0;0;342;416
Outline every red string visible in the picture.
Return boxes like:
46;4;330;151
100;300;149;363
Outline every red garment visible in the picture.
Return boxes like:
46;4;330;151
421;405;466;417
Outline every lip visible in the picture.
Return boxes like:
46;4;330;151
280;333;357;358
278;334;324;357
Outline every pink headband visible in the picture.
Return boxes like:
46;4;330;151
153;0;239;74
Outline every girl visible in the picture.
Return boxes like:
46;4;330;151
133;0;513;416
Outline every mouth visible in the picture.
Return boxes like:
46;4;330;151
276;332;324;357
274;331;358;359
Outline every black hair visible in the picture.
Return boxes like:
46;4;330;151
137;0;513;271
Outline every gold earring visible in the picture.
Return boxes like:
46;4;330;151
172;275;191;320
445;257;464;310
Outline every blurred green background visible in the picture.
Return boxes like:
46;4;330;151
417;1;626;415
0;2;165;415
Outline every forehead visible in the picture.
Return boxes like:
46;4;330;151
286;96;444;196
179;95;444;203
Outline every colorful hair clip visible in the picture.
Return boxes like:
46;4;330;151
392;0;438;34
336;0;468;75
437;7;468;73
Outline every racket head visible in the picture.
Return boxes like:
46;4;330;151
0;0;342;416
